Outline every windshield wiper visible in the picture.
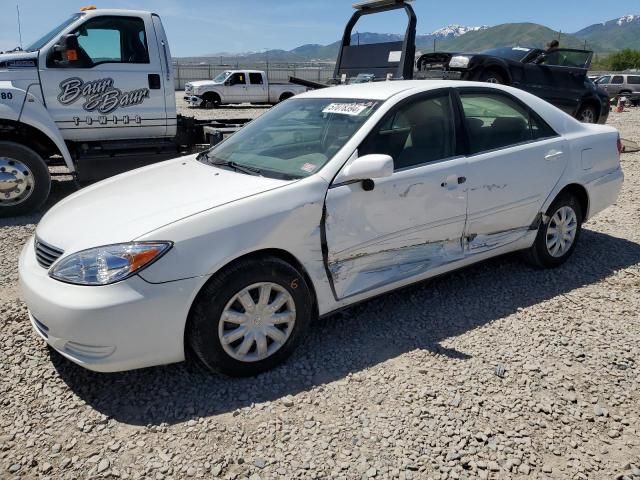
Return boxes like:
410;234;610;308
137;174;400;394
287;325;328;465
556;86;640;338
209;158;264;176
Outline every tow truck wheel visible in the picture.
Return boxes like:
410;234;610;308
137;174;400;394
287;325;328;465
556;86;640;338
0;141;51;218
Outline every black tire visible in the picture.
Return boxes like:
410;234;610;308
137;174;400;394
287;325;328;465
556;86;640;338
278;92;294;103
0;141;51;218
479;69;506;85
203;92;221;109
525;194;583;269
187;256;313;377
576;104;598;123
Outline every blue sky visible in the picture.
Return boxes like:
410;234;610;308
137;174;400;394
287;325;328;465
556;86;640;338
1;0;639;56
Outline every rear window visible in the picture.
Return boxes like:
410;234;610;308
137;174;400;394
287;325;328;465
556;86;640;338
628;76;640;85
249;73;264;85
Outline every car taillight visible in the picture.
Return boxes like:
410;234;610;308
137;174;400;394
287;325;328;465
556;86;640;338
617;136;624;154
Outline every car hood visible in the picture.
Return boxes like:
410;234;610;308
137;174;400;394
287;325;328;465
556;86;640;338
0;51;38;69
36;154;291;253
187;80;221;88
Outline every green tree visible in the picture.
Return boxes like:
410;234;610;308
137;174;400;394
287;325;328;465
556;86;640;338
607;49;640;71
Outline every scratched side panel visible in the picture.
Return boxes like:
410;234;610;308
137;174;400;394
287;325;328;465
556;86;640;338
324;158;468;300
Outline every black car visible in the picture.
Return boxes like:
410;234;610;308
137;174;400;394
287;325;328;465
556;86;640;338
416;47;610;124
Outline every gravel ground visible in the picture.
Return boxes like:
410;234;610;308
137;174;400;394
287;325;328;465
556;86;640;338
0;97;639;479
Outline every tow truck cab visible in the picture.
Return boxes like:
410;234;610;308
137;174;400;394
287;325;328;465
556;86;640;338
0;7;235;216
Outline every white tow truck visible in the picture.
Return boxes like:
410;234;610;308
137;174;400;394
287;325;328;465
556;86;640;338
184;70;307;108
0;6;248;217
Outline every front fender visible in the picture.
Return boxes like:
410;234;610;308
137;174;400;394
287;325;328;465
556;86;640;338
0;81;22;121
19;85;74;171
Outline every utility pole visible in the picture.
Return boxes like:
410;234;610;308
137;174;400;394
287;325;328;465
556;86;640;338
16;4;23;49
433;38;436;52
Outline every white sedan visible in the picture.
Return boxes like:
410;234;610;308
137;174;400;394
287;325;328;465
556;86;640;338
19;81;624;377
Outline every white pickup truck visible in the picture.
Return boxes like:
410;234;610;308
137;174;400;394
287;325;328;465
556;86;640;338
184;70;307;107
0;7;247;217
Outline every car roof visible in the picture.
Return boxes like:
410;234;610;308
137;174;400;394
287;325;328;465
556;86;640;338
299;80;457;101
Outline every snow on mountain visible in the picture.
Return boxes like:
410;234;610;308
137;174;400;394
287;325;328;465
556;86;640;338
616;14;640;26
429;25;489;38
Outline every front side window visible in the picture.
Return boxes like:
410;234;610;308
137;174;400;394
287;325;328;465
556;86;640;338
228;73;246;86
249;73;264;85
52;16;149;68
460;92;555;154
538;50;591;68
199;98;380;179
612;76;624;85
359;93;455;170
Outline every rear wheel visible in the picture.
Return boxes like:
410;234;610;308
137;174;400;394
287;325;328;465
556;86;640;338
525;194;583;268
479;70;506;84
187;256;313;377
577;104;597;123
278;92;294;103
0;141;50;217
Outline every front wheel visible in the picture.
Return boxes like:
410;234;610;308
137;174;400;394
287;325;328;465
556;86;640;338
0;141;51;217
525;194;583;268
187;257;313;377
577;104;597;123
478;70;506;84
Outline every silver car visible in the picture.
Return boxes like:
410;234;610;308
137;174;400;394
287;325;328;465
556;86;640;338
595;74;640;98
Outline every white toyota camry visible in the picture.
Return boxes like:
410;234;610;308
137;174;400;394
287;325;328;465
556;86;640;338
19;81;624;377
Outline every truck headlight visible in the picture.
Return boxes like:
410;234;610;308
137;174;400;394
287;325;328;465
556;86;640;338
50;242;172;286
449;56;471;69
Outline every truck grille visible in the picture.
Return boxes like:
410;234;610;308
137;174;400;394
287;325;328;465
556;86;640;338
35;239;64;269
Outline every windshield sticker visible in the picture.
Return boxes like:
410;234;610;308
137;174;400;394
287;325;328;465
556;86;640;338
58;77;149;114
322;102;374;116
301;163;318;173
388;51;402;62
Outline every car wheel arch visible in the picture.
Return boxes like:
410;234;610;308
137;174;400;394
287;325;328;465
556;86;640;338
548;183;590;222
183;248;320;343
478;65;511;85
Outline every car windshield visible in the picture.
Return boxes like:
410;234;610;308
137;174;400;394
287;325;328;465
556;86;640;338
25;13;84;51
213;71;232;83
482;47;532;62
200;98;381;180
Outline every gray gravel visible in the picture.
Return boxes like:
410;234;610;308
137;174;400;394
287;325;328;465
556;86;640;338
0;97;639;479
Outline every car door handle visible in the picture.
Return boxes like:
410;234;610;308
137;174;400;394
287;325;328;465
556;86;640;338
441;176;466;188
545;151;564;161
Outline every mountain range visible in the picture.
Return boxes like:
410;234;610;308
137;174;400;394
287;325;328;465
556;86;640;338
183;15;640;63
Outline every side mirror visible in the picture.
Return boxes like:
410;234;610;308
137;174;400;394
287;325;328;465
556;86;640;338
224;80;232;86
339;154;394;184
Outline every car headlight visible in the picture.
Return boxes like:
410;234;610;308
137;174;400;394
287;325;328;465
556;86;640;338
49;242;172;286
449;56;471;69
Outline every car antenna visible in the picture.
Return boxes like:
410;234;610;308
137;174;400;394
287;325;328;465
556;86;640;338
16;4;23;49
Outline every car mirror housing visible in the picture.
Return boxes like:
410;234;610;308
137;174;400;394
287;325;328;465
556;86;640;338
339;154;394;183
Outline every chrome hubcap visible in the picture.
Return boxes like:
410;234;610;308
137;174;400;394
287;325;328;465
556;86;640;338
580;109;595;123
0;157;34;206
218;282;296;362
546;206;578;257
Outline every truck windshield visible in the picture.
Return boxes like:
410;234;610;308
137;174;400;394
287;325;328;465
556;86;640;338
213;71;233;83
200;98;381;180
26;13;84;51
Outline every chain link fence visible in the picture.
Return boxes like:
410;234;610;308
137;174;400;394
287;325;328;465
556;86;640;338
173;62;335;90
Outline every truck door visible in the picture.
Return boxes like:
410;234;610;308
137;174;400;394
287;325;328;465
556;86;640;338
224;72;248;104
246;72;267;103
38;14;168;141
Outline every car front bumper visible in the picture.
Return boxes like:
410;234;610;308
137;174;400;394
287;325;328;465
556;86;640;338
184;95;204;107
18;237;204;372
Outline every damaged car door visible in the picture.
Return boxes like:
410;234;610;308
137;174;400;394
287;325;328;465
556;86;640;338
324;91;468;299
457;89;568;253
